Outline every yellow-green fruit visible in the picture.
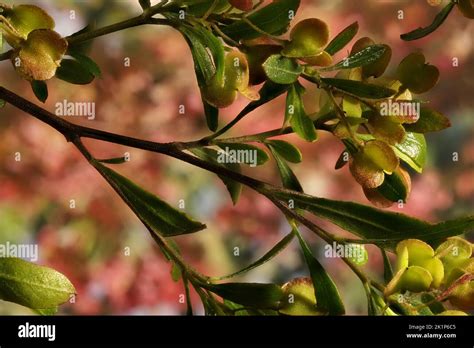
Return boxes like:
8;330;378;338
1;4;54;46
282;18;329;58
351;37;391;78
396;239;435;264
12;29;68;81
458;0;474;18
225;50;250;92
245;44;282;85
202;77;237;108
396;52;439;94
202;50;251;108
302;51;333;67
278;278;323;316
417;257;444;288
385;266;433;296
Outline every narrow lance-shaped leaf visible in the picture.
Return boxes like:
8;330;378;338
293;228;345;315
266;140;302;163
0;258;75;309
400;2;456;41
214;232;295;280
380;248;394;285
267;143;303;192
275;191;474;249
205;282;284;308
325;21;359;56
287;82;317;141
94;162;206;236
68;51;101;77
221;0;301;41
321;44;387;72
321;78;396;99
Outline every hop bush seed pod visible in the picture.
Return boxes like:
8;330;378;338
278;278;323;316
0;4;67;81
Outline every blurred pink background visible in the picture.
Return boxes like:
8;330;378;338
0;0;473;314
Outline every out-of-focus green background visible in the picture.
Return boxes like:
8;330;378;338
0;0;473;314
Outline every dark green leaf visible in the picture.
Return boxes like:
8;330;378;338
293;228;345;315
321;44;387;71
221;0;301;41
94;163;206;236
275;191;474;248
287;83;317;141
190;148;242;205
56;59;95;85
325;21;359;56
266;140;302;163
267;144;303;192
0;258;75;309
377;171;409;203
68;51;101;77
380;248;394;285
263;54;303;85
420;293;445;314
394;132;426;173
204;100;219;132
400;2;456;41
185;0;230;17
179;24;225;85
322;78;396;99
216;142;269;166
205;282;284;308
404;107;451;133
30;80;48;103
215;232;295;280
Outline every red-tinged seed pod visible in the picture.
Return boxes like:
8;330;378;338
229;0;253;12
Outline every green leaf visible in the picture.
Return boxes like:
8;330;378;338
30;80;48;103
221;0;301;41
293;228;345;315
400;2;456;41
393;132;427;173
185;0;230;17
275;191;474;248
321;44;387;72
56;59;95;85
263;54;303;85
205;282;284;308
190;147;242;205
287;83;317;141
404;107;451;133
377;171;409;203
204;100;219;132
215;232;295;280
265;140;302;163
216;142;269;166
380;248;394;285
68;51;101;77
325;21;359;56
0;258;75;309
94;162;206;236
180;24;225;85
321;78;396;99
267;144;303;192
